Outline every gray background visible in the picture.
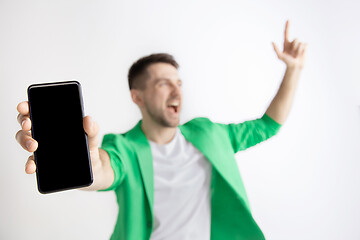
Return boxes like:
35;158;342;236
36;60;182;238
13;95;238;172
1;0;359;239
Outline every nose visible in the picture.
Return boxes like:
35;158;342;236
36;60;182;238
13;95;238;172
170;82;182;97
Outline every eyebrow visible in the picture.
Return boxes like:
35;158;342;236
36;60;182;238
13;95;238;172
154;78;182;84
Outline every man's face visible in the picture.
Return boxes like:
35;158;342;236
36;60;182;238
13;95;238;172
135;63;182;128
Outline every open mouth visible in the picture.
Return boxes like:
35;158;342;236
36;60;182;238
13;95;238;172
167;104;179;114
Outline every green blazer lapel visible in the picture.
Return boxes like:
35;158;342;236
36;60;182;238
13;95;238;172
179;123;228;173
127;120;154;218
179;121;249;208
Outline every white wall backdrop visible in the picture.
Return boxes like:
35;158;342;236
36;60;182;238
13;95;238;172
1;0;359;239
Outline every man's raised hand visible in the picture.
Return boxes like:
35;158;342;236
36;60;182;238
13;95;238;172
272;20;308;69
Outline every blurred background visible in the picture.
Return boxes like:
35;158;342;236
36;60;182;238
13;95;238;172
1;0;359;239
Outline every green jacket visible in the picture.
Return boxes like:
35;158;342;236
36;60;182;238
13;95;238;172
98;113;282;240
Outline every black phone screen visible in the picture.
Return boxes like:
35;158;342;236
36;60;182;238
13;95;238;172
27;81;93;194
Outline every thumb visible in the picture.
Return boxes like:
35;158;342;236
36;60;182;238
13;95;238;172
83;115;99;151
272;42;283;60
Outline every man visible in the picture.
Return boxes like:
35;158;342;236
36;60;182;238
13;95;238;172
16;20;307;239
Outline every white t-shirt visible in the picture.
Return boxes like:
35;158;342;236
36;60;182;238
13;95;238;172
149;127;212;240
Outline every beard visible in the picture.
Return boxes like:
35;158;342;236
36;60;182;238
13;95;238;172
144;100;179;128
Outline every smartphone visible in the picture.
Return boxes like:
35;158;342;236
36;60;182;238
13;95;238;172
27;80;93;194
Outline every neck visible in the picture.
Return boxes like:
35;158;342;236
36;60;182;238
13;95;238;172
141;118;177;145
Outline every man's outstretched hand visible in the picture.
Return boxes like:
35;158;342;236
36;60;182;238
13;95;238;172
15;101;114;191
272;20;308;69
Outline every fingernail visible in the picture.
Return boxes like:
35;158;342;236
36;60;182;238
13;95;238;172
21;120;25;128
26;140;32;150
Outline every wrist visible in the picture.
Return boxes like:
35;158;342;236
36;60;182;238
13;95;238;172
286;64;303;72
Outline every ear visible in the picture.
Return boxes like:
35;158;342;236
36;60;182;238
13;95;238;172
130;89;145;107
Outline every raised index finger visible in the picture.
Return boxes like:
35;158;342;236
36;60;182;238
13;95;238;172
284;20;290;43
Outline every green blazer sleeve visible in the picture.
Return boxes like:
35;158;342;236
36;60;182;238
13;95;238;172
217;113;282;154
97;133;127;192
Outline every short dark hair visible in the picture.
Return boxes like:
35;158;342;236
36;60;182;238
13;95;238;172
128;53;179;90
